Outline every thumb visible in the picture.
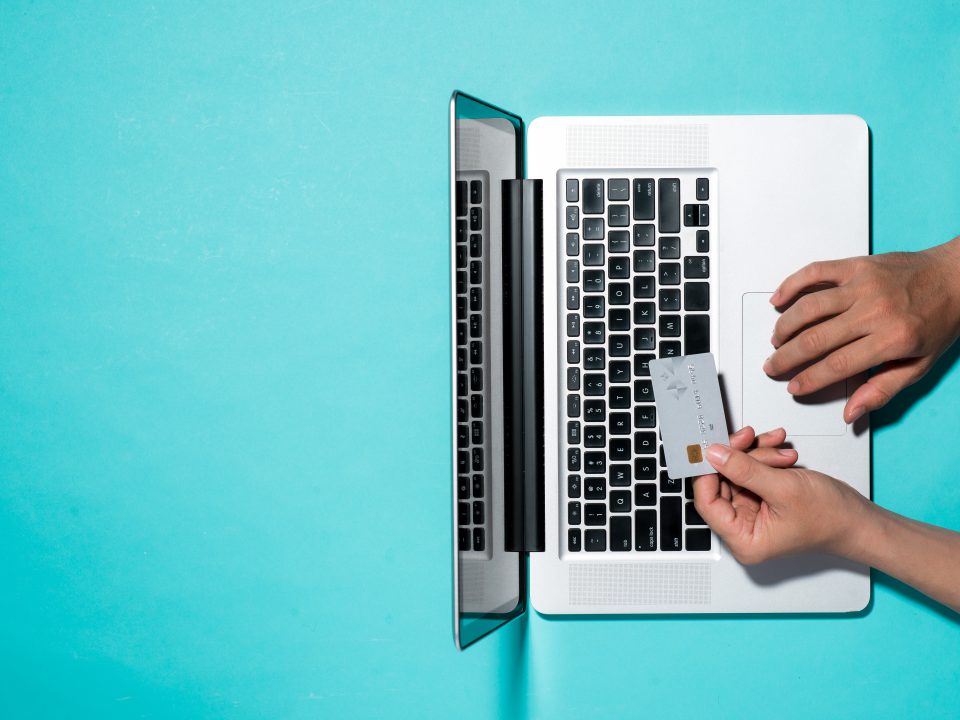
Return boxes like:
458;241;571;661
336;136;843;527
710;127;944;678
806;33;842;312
844;358;928;422
705;444;781;501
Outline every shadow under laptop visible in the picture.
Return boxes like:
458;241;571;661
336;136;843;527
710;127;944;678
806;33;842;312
496;612;530;719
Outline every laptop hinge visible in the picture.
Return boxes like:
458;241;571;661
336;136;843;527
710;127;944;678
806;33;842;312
502;179;544;553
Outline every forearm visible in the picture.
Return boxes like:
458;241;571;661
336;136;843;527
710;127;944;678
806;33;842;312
930;234;960;340
842;500;960;613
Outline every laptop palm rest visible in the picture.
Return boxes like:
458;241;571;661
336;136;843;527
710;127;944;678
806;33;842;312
741;292;847;437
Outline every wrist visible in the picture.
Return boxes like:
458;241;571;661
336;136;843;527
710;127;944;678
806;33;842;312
829;489;884;563
930;236;960;339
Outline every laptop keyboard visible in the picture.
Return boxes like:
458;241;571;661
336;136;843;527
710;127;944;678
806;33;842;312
454;173;488;554
560;171;717;554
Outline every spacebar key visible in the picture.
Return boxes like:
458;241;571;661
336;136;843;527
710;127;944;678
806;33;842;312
658;178;680;233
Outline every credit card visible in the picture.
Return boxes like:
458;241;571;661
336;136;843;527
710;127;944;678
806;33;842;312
649;352;729;479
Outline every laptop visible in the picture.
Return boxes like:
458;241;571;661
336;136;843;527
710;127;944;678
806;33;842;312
449;91;871;649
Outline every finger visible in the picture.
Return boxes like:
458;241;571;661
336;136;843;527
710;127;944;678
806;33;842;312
705;444;782;500
754;427;786;448
765;314;866;378
771;259;855;307
747;446;798;468
693;473;737;533
771;288;852;348
844;358;929;422
720;480;732;501
729;426;756;451
787;335;892;396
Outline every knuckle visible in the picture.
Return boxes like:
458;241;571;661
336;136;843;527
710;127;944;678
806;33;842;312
889;320;921;354
826;351;850;376
800;327;825;354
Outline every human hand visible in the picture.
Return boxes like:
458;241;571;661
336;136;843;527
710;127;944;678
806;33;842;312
765;237;960;423
693;435;871;564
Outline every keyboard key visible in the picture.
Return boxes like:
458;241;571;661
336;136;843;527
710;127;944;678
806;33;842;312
660;470;682;494
470;313;482;338
567;366;581;391
584;295;604;318
609;255;630;279
684;315;710;354
470;207;482;231
584;347;605;369
684;203;699;227
610;436;630;461
471;393;483;418
568;501;582;525
470;180;482;204
634;483;656;506
470;233;482;258
566;232;580;256
459;501;470;525
608;204;629;227
658;178;680;233
457;271;466;294
457;219;467;243
659;288;680;311
634;327;655;351
585;503;606;526
696;177;709;201
567;259;580;283
634;302;655;325
457;399;467;423
568;474;582;498
470;260;481;285
472;472;483;497
608;282;630;305
608;178;630;201
470;286;482;311
699;204;709;226
609;336;630;358
566;205;579;229
457;374;467;396
635;379;653;402
685;501;707;526
608;230;630;253
567;340;581;364
610;464;631;486
583;270;604;292
610;516;631;550
633;223;655;246
583;218;605;240
610;490;631;514
686;528;711;551
584;452;606;474
459;528;470;549
473;500;484;524
633;249;655;273
634;405;656;428
584;243;604;266
633;179;655;220
465;341;477;366
566;179;579;202
584;322;604;344
456;245;466;269
567;422;581;445
660;341;681;358
473;527;485;551
634;430;656;454
634;457;656;480
635;510;657;551
568;393;581;418
684;256;710;278
584;424;606;447
567;313;580;337
659;236;680;259
609;360;630;383
696;229;709;253
456;297;466;322
634;353;653;376
633;275;655;298
585;529;607;551
609;308;630;331
470;367;483;391
472;448;484;471
456;181;467;217
610;412;630;435
568;528;582;551
568;447;581;471
659;315;680;337
458;474;470;500
685;477;695;500
584;399;605;421
661;497;683;550
583;179;604;214
585;476;606;500
660;262;680;285
567;286;580;310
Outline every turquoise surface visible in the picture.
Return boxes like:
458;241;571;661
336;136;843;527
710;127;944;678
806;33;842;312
2;1;960;717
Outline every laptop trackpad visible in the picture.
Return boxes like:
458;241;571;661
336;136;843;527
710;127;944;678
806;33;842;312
741;292;847;436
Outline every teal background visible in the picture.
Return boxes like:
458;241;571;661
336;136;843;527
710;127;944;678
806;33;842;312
2;1;960;717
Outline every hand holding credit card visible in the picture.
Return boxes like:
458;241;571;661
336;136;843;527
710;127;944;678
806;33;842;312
649;353;729;479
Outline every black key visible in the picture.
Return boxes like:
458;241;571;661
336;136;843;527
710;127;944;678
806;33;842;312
661;497;683;551
459;528;470;549
633;275;655;298
456;245;466;269
470;286;482;311
567;313;580;337
608;230;630;253
634;301;655;325
583;270;604;293
609;336;630;359
456;297;466;321
684;256;710;279
698;204;709;226
685;501;707;526
470;313;482;338
470;180;482;204
458;501;470;525
471;393;483;418
634;405;656;428
608;282;630;306
660;470;682;494
609;360;630;383
584;322;605;344
566;259;580;283
686;528;711;551
610;515;631;551
584;295;604;318
634;353;654;376
457;271;466;294
583;218;605;240
565;179;579;203
568;501;582;525
685;477;695;500
566;205;579;229
660;262;680;285
683;282;710;310
471;420;483;444
584;425;605;447
633;179;655;220
608;178;630;201
658;178;680;233
684;203;699;227
568;474;582;498
660;341;681;358
567;340;581;364
635;510;657;551
659;288;680;311
584;399;605;421
585;503;606;526
458;474;470;500
470;206;482;231
473;527;485;551
585;476;606;500
696;229;709;253
457;374;467;396
470;260;482;285
610;464;631;486
659;314;680;337
659;236;680;259
583;179;604;214
567;366;580;391
696;177;709;201
472;447;484;471
684;314;710;354
634;327;655;351
584;243;604;266
456;219;467;243
634;482;656;507
567;393;580;418
608;204;629;227
609;308;630;331
568;528;582;551
634;430;656;454
633;249;655;273
634;379;653;402
566;232;580;256
568;447;581;471
473;500;484;524
610;412;630;436
609;255;630;279
567;286;580;310
456;181;467;217
610;491;631;514
470;367;483;391
583;347;605;370
634;456;656;480
567;421;581;445
585;529;607;551
633;223;655;246
610;436;631;461
584;452;606;474
457;399;467;423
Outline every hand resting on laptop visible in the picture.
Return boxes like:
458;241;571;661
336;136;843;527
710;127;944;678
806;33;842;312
695;426;960;613
764;235;960;423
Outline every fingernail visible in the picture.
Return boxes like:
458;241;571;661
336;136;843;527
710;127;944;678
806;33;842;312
777;448;795;457
770;289;780;304
787;379;800;394
763;356;774;374
847;406;865;423
706;444;731;465
769;334;778;348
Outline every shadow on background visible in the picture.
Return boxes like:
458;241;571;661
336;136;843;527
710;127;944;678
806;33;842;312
496;613;529;720
872;342;960;431
874;572;960;625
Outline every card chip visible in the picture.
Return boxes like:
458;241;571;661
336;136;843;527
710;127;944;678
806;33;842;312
686;444;703;463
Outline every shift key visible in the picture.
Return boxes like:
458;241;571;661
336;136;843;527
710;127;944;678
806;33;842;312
658;178;680;233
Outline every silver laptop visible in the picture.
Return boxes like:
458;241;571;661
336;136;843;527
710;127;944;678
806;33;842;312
450;91;871;649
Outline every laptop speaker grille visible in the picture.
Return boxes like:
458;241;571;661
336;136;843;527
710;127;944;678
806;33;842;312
566;124;709;168
569;562;712;606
